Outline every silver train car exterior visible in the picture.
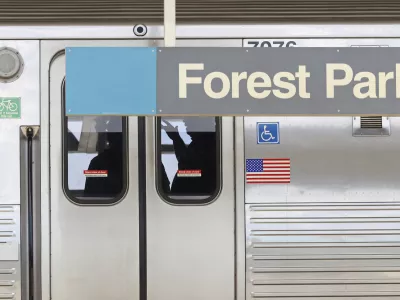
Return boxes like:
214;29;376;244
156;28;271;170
2;18;400;300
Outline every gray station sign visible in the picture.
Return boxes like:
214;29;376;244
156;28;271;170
66;47;400;116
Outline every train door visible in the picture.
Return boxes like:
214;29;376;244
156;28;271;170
42;40;156;300
242;38;400;299
145;39;240;300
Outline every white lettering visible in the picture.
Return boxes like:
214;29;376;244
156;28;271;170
232;72;248;98
296;65;311;99
378;72;394;98
247;72;271;99
272;72;296;99
176;63;400;101
204;71;231;99
178;63;204;98
396;64;400;98
326;63;353;98
353;72;377;99
178;65;312;99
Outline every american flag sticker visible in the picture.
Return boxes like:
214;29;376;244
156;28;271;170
246;158;290;184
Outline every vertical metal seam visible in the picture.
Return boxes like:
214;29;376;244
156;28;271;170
138;117;147;300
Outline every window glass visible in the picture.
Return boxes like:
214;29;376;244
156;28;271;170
157;116;221;204
63;82;127;205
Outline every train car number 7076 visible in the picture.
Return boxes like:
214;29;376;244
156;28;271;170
244;40;297;47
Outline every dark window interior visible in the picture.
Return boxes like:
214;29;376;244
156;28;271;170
62;80;128;205
156;116;221;205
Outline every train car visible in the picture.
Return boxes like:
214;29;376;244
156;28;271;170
2;1;400;300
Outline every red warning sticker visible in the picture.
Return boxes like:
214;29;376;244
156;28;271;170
177;170;202;177
84;170;108;177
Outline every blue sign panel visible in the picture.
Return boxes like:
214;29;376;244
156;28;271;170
257;122;280;144
65;47;157;115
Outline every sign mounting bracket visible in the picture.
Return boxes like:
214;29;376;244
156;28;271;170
164;0;176;47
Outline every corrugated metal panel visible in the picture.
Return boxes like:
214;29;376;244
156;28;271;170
246;203;400;299
3;0;400;25
0;206;21;300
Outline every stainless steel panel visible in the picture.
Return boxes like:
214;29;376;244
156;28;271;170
244;116;400;299
235;117;245;300
0;40;39;206
243;38;400;47
244;116;400;204
39;42;51;300
6;24;400;39
246;203;400;299
146;39;237;300
146;116;236;300
0;40;39;300
45;40;154;300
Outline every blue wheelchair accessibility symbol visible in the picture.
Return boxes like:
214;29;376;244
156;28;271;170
257;122;280;144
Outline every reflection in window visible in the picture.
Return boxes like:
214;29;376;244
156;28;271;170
157;116;221;204
64;115;127;204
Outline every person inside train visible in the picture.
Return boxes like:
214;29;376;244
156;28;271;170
161;162;170;193
161;117;217;195
84;116;124;197
67;129;79;151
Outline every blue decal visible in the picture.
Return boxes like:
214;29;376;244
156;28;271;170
257;122;280;144
65;47;157;115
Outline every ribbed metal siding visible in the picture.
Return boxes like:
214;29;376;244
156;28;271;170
0;206;21;300
246;203;400;299
4;0;400;24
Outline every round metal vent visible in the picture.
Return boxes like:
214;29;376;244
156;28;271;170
0;47;24;83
